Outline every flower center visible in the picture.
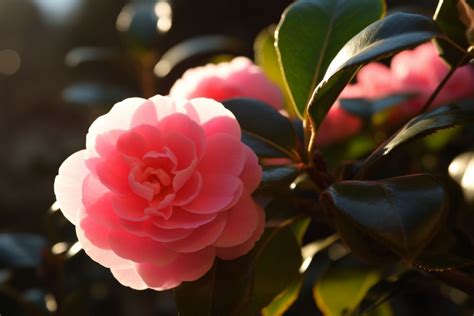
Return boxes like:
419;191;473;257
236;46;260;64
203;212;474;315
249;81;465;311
142;167;172;195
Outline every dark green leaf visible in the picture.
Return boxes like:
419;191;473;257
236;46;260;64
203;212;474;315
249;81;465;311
276;0;385;117
360;101;474;178
175;227;302;316
223;98;300;160
264;196;305;229
321;174;448;261
434;0;474;66
62;82;136;106
307;12;442;150
339;93;417;119
0;234;46;268
415;226;474;271
262;276;303;316
314;267;382;316
260;166;301;191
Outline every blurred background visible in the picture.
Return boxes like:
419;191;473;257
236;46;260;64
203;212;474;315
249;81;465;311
0;0;464;315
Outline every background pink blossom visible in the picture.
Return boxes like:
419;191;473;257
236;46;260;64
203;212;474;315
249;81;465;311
54;95;264;290
169;57;284;110
317;42;474;145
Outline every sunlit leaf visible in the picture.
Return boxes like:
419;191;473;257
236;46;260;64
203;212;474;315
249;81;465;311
275;0;385;117
314;267;382;316
359;101;474;178
307;13;442;152
434;0;474;66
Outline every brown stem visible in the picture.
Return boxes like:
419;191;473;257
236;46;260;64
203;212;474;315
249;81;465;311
417;48;471;116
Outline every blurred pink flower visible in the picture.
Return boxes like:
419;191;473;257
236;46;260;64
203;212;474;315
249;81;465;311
169;57;283;110
317;42;474;145
54;95;264;290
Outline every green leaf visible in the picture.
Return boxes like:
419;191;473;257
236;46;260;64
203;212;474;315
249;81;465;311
314;267;381;316
307;12;442;150
275;0;385;117
434;0;474;66
321;174;448;262
262;277;303;316
260;166;301;192
175;227;302;316
223;98;300;160
415;226;474;271
254;26;295;116
339;93;417;120
0;234;46;268
359;101;474;178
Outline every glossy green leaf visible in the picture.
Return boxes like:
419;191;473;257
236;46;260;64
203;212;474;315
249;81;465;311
314;267;382;316
434;0;474;66
260;166;301;191
307;13;442;150
264;196;306;229
275;0;385;117
0;234;46;268
175;227;302;316
322;174;448;261
262;276;303;316
223;98;300;160
359;101;474;178
415;226;474;271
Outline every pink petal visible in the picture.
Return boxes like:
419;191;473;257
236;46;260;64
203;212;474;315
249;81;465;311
116;130;147;158
213;194;259;248
108;230;178;265
54;150;89;224
112;193;149;221
163;214;227;253
216;204;265;260
75;209;130;269
239;145;263;193
92;130;124;158
110;266;148;290
198;134;246;176
164;132;196;170
152;207;217;229
132;124;165;152
184;98;241;139
136;247;216;289
95;154;131;194
120;219;194;242
86;98;146;156
157;113;205;158
174;172;202;206
182;174;242;214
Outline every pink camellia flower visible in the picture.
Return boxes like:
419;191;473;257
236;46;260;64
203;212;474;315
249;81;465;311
54;95;264;290
169;57;283;110
317;42;474;145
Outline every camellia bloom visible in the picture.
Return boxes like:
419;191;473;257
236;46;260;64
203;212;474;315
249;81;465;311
54;95;264;290
317;42;474;145
169;57;283;110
